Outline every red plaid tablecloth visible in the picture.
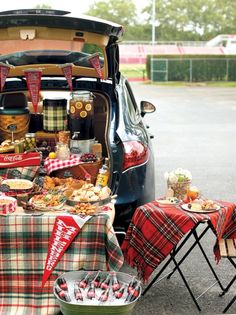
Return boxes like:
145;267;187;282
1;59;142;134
121;200;236;282
44;155;81;174
0;211;124;315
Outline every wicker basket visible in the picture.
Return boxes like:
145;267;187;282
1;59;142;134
51;160;103;184
0;109;30;142
168;180;191;200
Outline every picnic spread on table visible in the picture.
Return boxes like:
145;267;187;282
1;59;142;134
0;86;236;315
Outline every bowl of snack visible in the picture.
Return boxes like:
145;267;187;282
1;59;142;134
1;179;34;194
0;196;17;214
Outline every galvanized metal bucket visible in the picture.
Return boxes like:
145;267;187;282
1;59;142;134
54;271;141;315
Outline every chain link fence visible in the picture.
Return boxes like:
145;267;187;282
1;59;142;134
150;58;236;82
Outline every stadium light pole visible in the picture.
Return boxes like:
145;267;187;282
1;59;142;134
152;0;156;45
151;0;156;81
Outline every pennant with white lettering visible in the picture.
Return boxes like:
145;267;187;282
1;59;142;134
24;69;42;113
41;215;91;287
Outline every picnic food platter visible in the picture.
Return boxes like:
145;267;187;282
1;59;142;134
29;193;66;211
181;199;221;213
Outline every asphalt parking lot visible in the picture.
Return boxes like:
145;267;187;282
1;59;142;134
121;83;236;315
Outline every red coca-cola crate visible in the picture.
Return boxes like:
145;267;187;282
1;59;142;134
0;152;41;168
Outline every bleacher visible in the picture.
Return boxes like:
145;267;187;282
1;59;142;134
119;43;225;64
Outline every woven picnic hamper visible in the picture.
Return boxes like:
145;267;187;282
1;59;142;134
43;98;67;132
51;159;103;184
0;108;30;142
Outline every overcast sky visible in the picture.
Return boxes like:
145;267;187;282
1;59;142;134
1;0;146;16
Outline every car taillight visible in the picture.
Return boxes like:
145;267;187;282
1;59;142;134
122;141;149;171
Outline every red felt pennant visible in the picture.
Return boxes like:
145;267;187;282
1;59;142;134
41;215;91;288
88;53;103;79
0;64;11;92
24;69;42;113
60;63;73;91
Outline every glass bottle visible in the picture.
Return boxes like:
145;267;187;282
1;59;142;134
56;142;70;161
111;272;120;292
125;281;141;302
95;158;110;187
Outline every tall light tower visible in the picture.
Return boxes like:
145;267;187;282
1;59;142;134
151;0;156;81
152;0;156;45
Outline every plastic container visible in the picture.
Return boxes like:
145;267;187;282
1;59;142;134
54;271;141;315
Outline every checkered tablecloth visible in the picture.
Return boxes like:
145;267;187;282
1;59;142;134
44;155;82;175
0;211;124;315
121;200;236;282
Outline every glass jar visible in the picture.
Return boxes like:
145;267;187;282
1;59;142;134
58;131;71;145
69;91;95;140
56;142;70;161
24;133;36;151
69;91;94;119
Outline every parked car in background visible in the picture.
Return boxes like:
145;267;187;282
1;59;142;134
0;9;156;232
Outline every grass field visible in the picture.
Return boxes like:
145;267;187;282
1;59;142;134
120;63;146;79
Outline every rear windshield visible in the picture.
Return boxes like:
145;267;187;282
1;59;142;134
0;41;104;67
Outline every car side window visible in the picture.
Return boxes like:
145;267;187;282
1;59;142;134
124;81;141;124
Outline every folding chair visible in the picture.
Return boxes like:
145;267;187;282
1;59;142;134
218;239;236;313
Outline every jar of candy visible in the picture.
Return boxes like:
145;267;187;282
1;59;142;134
56;142;70;161
24;133;36;151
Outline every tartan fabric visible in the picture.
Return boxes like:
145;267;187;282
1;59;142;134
0;166;39;181
44;155;81;174
43;106;67;132
0;212;124;315
121;200;236;282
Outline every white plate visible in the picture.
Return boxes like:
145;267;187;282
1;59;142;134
157;198;180;205
181;203;221;213
2;179;33;191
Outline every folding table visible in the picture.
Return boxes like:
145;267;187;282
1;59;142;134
121;200;236;311
0;206;124;315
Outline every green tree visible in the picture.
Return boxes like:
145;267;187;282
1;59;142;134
142;0;236;41
85;0;138;40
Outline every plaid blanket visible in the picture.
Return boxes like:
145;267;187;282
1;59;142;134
0;166;39;181
121;200;236;282
0;212;124;315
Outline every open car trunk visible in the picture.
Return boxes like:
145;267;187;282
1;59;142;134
0;88;111;186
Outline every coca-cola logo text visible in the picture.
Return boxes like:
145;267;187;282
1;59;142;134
3;155;23;162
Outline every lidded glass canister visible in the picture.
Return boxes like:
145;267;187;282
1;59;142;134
69;91;95;140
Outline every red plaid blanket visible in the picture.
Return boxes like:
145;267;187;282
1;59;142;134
121;200;236;282
0;212;123;315
44;155;81;174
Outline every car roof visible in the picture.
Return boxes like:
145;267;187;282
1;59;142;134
0;9;124;81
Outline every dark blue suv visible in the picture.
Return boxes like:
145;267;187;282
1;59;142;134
0;9;156;231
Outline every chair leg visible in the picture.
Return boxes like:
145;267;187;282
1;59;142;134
223;295;236;313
